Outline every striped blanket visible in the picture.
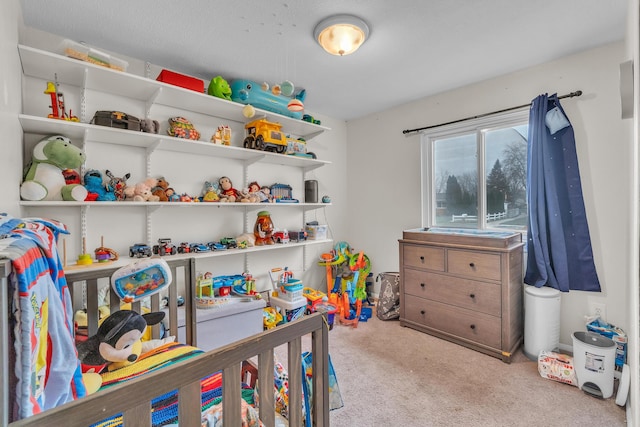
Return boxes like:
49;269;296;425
0;214;86;420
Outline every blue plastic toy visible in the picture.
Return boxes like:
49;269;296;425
230;79;306;119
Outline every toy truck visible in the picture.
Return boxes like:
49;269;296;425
153;238;177;256
243;118;287;153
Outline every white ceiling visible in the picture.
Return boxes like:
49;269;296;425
19;0;628;121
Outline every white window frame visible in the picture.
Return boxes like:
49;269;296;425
420;109;529;230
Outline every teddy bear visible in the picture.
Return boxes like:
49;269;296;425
20;135;88;201
151;176;170;201
124;178;161;202
83;169;117;201
201;180;220;202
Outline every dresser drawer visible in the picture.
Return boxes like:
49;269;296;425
403;269;501;316
447;249;501;281
404;296;501;349
402;244;445;271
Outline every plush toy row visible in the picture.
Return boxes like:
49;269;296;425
20;135;294;203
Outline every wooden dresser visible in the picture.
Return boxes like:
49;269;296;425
399;228;524;363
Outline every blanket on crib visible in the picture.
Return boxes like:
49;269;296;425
0;214;86;420
90;342;257;426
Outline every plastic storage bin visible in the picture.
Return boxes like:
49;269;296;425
61;39;128;71
572;331;616;398
305;224;328;240
278;278;303;301
270;294;306;324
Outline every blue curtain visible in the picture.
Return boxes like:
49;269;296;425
525;93;600;292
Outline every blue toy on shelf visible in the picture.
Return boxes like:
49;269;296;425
230;79;306;119
111;258;172;303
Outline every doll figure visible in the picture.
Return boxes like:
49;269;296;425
218;176;241;202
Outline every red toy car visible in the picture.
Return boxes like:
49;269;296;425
177;242;191;254
152;238;177;256
273;230;290;244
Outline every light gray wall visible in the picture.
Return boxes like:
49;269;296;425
346;42;631;347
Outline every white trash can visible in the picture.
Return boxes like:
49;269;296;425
524;286;561;360
572;331;616;398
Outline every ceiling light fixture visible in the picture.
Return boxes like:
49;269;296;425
314;14;370;56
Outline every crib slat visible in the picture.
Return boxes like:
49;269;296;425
223;363;242;426
123;401;151;426
179;381;201;426
258;350;275;427
312;316;330;426
288;337;303;427
86;278;100;337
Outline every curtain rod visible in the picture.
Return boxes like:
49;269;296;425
402;90;583;135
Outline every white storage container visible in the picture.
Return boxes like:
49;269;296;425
524;285;561;360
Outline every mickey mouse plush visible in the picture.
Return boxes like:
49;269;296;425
77;310;165;373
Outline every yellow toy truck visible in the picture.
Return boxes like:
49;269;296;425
243;118;287;153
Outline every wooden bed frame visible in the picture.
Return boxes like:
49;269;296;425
1;258;329;427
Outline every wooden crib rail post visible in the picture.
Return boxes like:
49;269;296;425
312;314;330;426
1;259;11;427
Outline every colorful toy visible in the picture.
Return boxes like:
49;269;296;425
211;125;231;145
76;237;93;266
207;76;232;100
201;180;221;202
124;178;161;202
111;257;172;303
218;176;243;202
151;177;170;202
254;210;275;245
273;230;290;244
271;183;298;203
243;118;287;153
263;306;283;330
167;116;200;140
219;237;237;248
105;169;131;201
94;236;118;262
76;309;165;372
44;78;79;122
189;242;210;253
177;242;191;253
83;169;117;201
152;238;177;256
230;79;306;119
129;243;152;258
20;135;88;201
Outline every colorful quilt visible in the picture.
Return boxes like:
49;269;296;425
0;213;86;420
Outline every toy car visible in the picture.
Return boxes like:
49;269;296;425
219;237;237;249
189;243;210;253
243;118;287;153
207;241;227;251
177;242;191;254
289;230;308;242
129;243;152;258
153;238;177;256
273;230;290;244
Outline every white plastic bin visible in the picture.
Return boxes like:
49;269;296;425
524;285;561;360
572;331;616;398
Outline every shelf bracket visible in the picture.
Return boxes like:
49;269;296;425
146;87;162;118
302;129;325;141
80;204;89;246
303;163;324;174
80;128;90;178
146;139;162;176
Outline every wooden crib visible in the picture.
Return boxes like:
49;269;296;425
1;258;329;427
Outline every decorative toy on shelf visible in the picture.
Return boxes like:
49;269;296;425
94;236;118;263
218;176;245;202
44;76;79;122
129;243;152;258
105;169;131;201
20;135;88;202
76;237;93;266
211;125;231;145
242;104;256;118
243;118;287;153
200;180;221;202
254;210;275;245
152;238;177;256
302;114;321;125
230;79;306;119
83;169;117;201
167;116;200;140
111;257;172;303
140;118;160;133
270;183;298;203
151;177;171;202
207;76;232;101
286;137;316;159
124;178;161;202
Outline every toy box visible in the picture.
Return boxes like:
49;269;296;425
157;69;204;93
305;224;328;240
61;39;128;72
91;111;141;131
278;278;303;302
270;294;306;324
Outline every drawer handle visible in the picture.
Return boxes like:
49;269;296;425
420;283;426;288
420;310;425;315
470;324;476;330
419;256;425;262
469;293;475;299
469;262;475;268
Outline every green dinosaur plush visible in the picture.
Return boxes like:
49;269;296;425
207;75;232;100
21;135;88;201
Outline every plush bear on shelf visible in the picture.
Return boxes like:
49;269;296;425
124;178;161;202
152;177;170;202
20;135;88;201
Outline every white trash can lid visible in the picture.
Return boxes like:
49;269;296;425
524;285;561;298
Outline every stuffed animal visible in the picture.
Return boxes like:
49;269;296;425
207;76;232;101
152;177;170;201
105;169;131;201
84;169;117;201
124;178;161;202
218;176;245;202
201;180;220;202
140;118;160;134
20;135;88;201
76;310;165;372
167;116;200;140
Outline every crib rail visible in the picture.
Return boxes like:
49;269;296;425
10;312;329;427
1;259;11;427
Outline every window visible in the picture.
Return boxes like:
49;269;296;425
421;110;528;232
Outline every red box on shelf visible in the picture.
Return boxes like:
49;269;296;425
156;69;204;93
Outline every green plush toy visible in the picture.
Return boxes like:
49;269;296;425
207;75;232;100
20;135;88;201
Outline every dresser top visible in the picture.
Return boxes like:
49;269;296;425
402;227;523;249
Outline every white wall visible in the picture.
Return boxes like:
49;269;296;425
346;42;631;347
